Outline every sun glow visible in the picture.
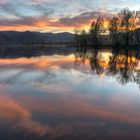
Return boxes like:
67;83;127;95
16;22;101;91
103;20;110;28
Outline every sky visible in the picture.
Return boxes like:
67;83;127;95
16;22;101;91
0;0;139;33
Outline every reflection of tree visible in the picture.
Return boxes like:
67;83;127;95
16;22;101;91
135;73;140;88
75;47;140;89
117;50;133;84
89;49;104;75
108;49;137;84
108;49;140;86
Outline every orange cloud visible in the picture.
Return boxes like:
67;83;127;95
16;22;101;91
0;11;104;32
0;25;40;32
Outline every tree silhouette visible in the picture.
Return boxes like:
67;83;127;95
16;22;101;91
120;8;138;45
109;17;121;45
74;8;140;48
90;17;105;46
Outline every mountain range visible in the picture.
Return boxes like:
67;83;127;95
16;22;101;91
0;31;74;44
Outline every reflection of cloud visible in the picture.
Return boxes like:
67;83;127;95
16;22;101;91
0;93;139;139
1;55;140;127
0;55;75;70
0;96;48;136
1;93;140;139
1;54;140;139
0;96;106;139
47;122;106;140
0;0;7;5
0;95;106;139
19;93;140;126
0;96;30;120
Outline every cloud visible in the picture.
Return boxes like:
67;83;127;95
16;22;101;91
57;11;112;27
32;0;59;4
0;10;113;32
0;0;139;32
0;0;114;32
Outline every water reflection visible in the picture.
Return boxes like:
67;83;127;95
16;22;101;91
75;48;140;88
0;52;140;139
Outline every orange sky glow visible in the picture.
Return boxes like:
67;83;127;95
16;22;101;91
0;0;139;32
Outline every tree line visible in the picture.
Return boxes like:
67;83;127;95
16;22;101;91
74;8;140;47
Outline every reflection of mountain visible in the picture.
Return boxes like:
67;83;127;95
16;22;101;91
0;31;74;44
75;48;140;87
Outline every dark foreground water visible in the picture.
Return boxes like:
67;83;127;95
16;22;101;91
0;48;140;140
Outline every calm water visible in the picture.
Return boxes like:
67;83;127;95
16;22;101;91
0;49;140;140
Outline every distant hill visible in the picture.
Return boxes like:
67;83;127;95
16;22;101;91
0;31;74;44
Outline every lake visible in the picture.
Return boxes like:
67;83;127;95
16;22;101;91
0;47;140;140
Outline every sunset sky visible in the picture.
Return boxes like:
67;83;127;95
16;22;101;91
0;0;139;33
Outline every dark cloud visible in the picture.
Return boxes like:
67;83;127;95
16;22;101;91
58;11;112;26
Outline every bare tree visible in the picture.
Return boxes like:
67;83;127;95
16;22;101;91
119;8;138;45
109;16;121;45
75;8;140;47
79;29;87;45
89;17;104;46
74;28;80;46
135;10;140;44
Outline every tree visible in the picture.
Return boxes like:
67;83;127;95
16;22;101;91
109;16;121;45
119;8;138;45
79;29;87;45
74;28;80;46
89;17;104;46
135;10;140;44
